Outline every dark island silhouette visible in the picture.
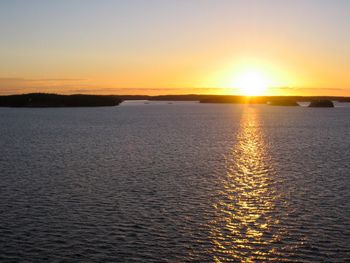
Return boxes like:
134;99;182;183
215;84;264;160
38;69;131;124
199;95;267;104
267;98;299;106
0;94;347;108
309;100;334;107
0;93;122;107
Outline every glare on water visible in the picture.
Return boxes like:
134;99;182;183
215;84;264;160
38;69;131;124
210;106;283;262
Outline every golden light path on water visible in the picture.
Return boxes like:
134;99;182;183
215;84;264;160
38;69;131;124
210;106;284;262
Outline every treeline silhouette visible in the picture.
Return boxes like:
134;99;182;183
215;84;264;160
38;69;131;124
118;95;341;107
197;95;345;104
117;94;349;104
0;93;347;107
0;93;122;107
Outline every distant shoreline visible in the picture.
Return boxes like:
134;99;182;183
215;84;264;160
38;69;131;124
0;93;122;107
0;93;348;107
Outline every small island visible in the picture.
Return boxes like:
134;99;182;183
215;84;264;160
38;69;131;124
199;95;267;104
0;93;123;107
267;99;299;106
308;100;334;108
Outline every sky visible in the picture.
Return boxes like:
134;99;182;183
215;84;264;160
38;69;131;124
0;0;350;96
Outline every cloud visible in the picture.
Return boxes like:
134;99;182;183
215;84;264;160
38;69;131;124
268;86;349;96
0;78;89;95
0;77;231;95
276;86;346;91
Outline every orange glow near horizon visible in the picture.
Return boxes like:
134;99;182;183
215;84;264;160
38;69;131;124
0;56;349;97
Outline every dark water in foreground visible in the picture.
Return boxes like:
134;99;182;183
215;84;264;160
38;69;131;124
0;101;349;262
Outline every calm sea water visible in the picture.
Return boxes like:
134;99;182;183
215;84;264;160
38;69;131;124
0;101;349;262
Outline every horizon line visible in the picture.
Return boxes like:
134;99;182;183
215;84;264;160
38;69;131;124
2;92;350;98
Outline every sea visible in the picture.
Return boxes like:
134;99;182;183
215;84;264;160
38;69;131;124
0;101;349;262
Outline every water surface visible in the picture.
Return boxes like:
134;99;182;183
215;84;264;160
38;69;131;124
0;102;349;262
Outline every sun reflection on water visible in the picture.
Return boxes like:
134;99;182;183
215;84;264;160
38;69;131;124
210;106;282;262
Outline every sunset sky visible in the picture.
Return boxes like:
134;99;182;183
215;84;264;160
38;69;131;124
1;0;350;96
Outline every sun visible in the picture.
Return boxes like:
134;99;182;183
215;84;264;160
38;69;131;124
234;70;269;96
208;58;293;96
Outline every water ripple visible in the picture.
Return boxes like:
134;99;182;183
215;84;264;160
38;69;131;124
0;104;349;262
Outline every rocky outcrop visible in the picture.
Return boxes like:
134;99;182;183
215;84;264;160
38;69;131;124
308;100;334;108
